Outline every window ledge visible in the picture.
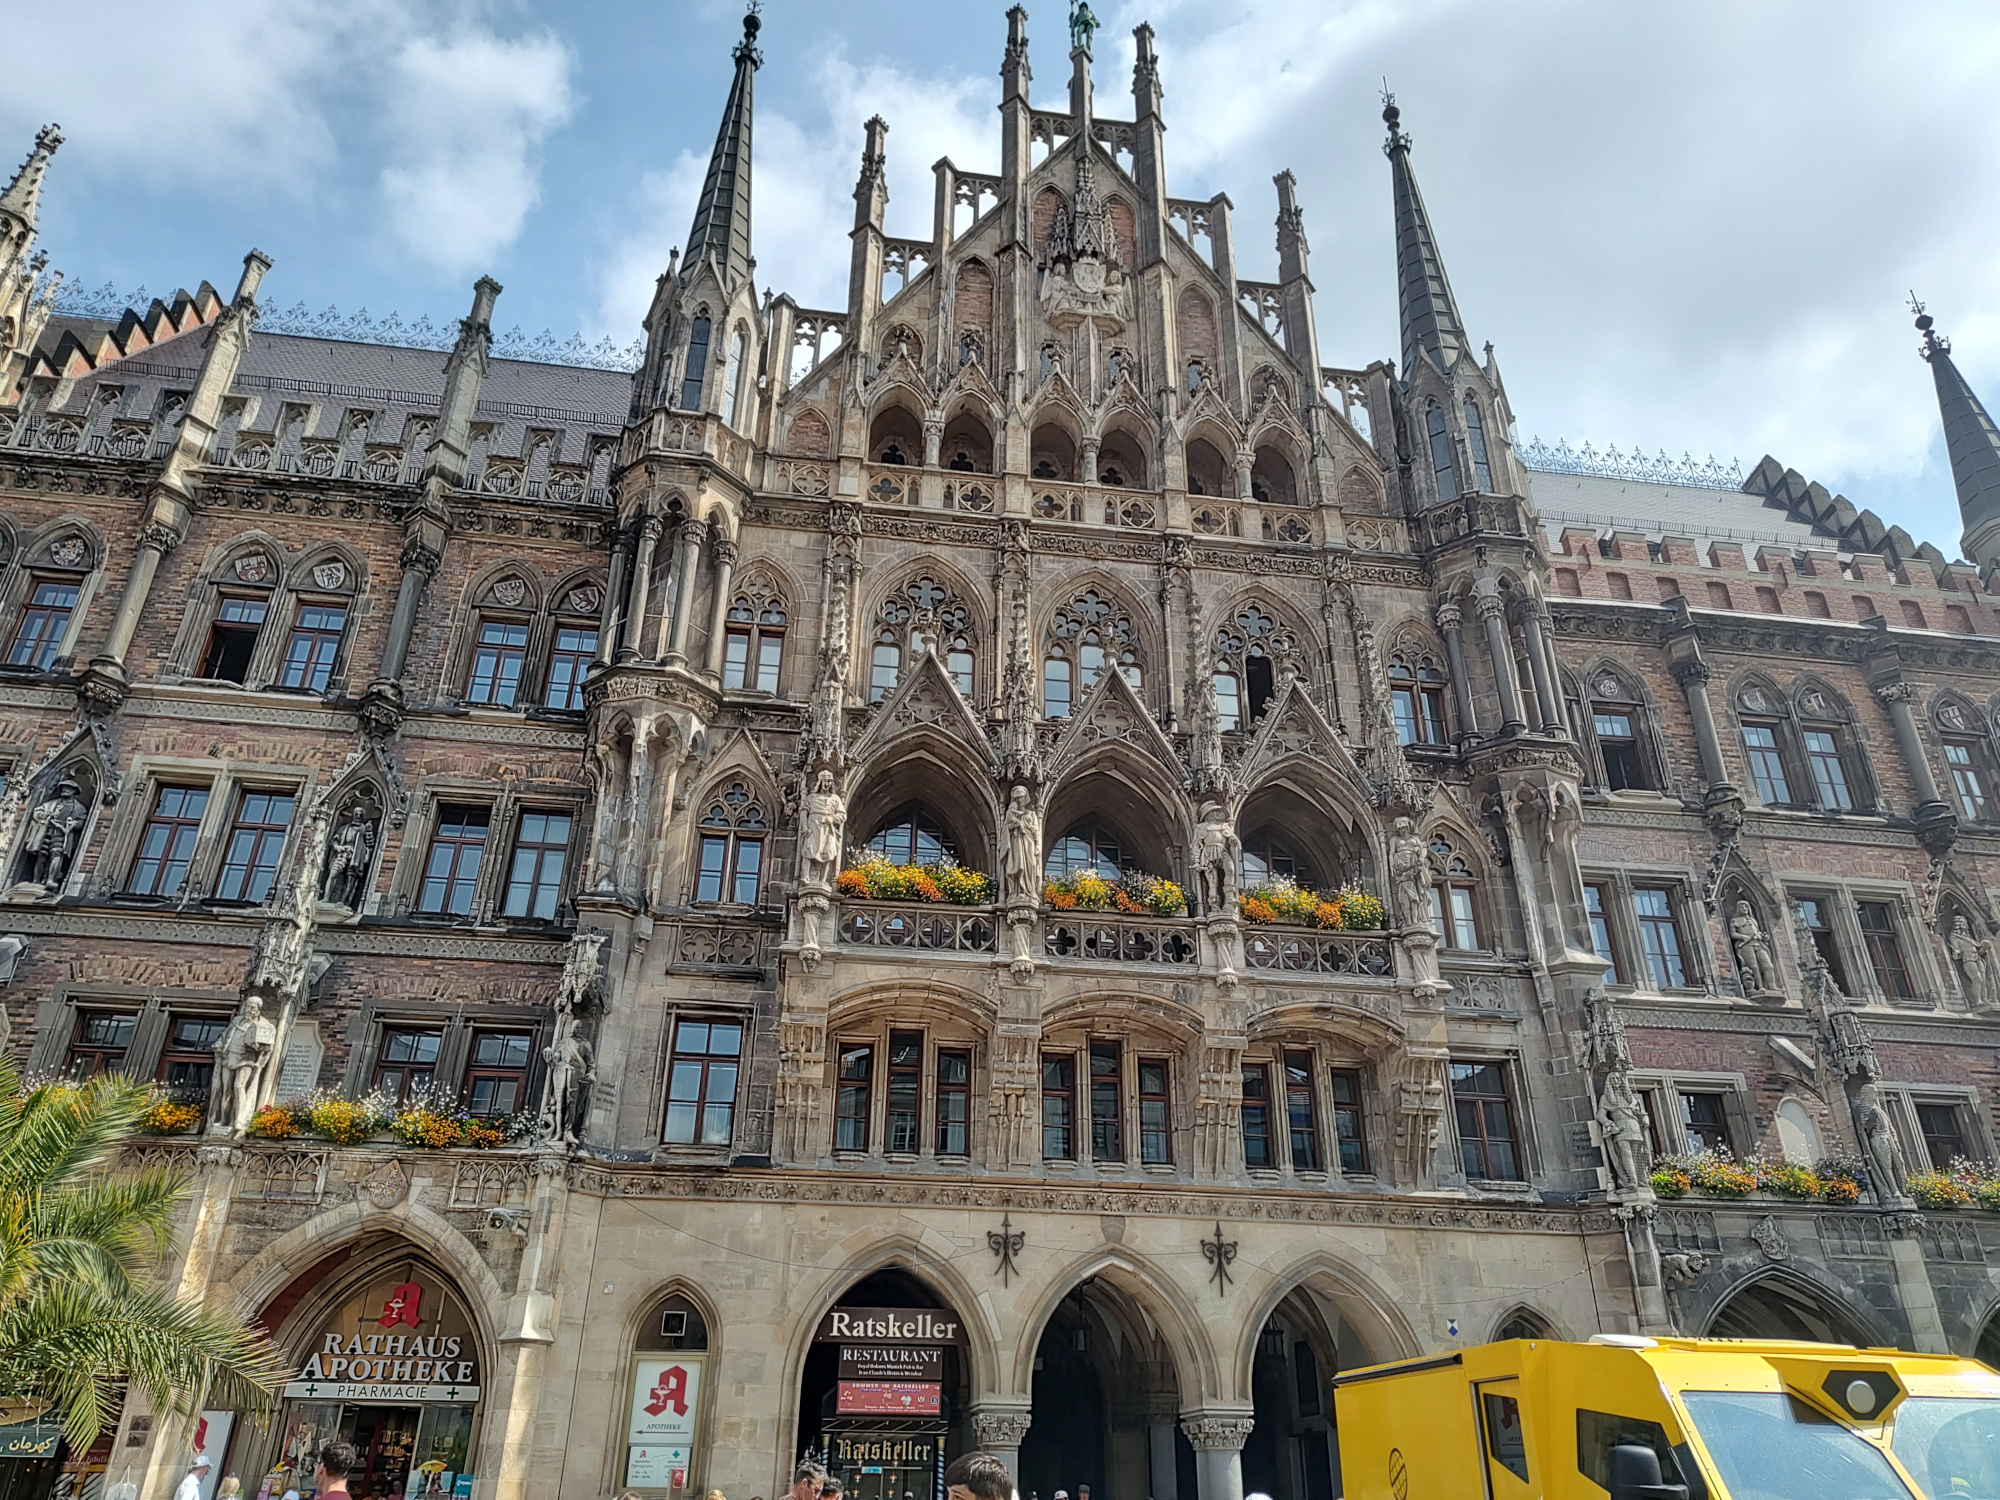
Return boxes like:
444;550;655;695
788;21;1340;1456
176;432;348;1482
1247;1168;1283;1181
1295;1170;1330;1185
1142;1163;1178;1178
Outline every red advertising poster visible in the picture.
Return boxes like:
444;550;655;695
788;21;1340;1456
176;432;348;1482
836;1381;942;1416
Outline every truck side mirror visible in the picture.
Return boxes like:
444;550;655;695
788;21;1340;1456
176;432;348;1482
1608;1443;1689;1500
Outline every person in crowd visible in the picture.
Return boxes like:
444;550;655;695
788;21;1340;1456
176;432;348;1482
173;1455;211;1500
944;1452;1015;1500
314;1443;356;1500
786;1460;829;1500
820;1478;844;1500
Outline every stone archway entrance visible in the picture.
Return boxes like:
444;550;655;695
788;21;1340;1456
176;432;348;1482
1241;1291;1342;1500
1021;1280;1189;1500
1704;1274;1876;1345
1976;1306;2000;1370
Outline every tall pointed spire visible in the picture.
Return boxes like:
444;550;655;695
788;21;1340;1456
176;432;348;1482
683;9;762;291
1915;299;2000;569
0;124;61;230
1382;94;1469;378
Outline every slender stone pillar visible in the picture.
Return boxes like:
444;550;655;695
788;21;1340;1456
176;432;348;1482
702;534;739;678
1436;599;1479;741
1476;591;1526;733
620;516;664;663
970;1403;1033;1492
663;519;707;664
1181;1411;1254;1500
98;518;182;665
1876;681;1944;807
378;539;442;683
597;526;632;664
1521;605;1563;732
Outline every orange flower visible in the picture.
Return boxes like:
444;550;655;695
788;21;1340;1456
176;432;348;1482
837;869;869;897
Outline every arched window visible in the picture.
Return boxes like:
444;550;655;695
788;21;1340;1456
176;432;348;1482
1240;827;1317;889
865;806;957;865
1045;820;1127;880
1185;436;1228;497
1935;697;1994;822
1213;603;1294;729
722;590;787;693
1428;836;1480;950
1463;398;1493;491
720;327;748;427
1045;589;1141;717
1587;669;1654;791
1735;683;1796;807
1388;649;1449;746
1250;446;1298;505
1426;405;1458;502
679;314;711;410
695;782;766;905
1795;685;1864;812
869;575;978;702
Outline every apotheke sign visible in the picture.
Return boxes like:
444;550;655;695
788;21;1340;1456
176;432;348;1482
813;1308;965;1345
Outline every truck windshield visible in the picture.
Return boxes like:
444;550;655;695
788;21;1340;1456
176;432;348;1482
1679;1392;1914;1500
1887;1397;2000;1499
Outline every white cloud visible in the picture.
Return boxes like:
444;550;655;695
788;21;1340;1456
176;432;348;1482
377;28;578;274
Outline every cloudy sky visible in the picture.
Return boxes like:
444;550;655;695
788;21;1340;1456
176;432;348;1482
9;0;2000;551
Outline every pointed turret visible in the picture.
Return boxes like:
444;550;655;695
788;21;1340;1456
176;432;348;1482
1382;94;1469;378
1273;170;1321;382
682;9;761;292
0;124;60;234
1916;301;2000;571
1;124;64;401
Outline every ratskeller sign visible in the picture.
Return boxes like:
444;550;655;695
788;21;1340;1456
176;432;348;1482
813;1308;965;1344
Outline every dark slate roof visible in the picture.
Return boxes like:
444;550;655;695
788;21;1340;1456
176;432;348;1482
1384;103;1469;379
683;12;762;292
1927;341;2000;535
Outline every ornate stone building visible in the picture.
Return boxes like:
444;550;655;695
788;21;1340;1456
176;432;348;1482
4;8;2000;1500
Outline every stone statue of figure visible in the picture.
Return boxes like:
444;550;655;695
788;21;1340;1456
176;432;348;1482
799;770;847;891
538;1011;596;1147
1068;2;1100;54
1729;900;1784;997
18;775;86;888
1000;785;1042;906
1388;817;1429;929
1949;916;1997;1009
320;805;377;909
1192;802;1241;916
209;994;277;1135
1855;1084;1911;1199
1597;1071;1651;1195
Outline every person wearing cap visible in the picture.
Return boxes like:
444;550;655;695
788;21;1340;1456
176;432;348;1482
175;1456;213;1500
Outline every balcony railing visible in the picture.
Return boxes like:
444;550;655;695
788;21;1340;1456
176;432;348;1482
1243;926;1394;977
1045;913;1198;966
838;902;996;953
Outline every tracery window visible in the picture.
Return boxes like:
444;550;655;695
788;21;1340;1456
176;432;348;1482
1044;589;1141;717
1426;405;1458;502
722;589;787;693
1240;827;1317;890
1388;649;1449;746
1735;684;1794;806
695;782;766;904
1796;685;1864;812
1427;836;1480;950
1463;398;1493;491
1212;603;1293;730
870;575;977;703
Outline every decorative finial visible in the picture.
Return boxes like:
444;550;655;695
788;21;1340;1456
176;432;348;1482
1913;291;1949;359
1381;82;1408;150
735;2;763;65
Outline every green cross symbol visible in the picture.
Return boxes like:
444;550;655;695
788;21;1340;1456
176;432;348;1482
303;1383;320;1397
445;1385;461;1401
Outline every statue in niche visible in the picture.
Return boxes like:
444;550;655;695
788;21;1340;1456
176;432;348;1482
1855;1082;1911;1200
320;798;379;910
1192;802;1241;917
1388;817;1429;928
537;1008;595;1147
1729;900;1784;998
1597;1070;1652;1195
209;994;277;1135
1000;785;1042;907
17;776;87;889
799;771;847;892
1948;915;1998;1009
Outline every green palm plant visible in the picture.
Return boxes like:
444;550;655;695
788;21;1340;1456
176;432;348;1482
0;1057;289;1452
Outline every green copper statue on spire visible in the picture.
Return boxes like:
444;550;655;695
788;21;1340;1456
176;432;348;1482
1069;2;1100;55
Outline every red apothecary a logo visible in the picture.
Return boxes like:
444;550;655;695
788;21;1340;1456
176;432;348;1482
378;1282;424;1329
644;1365;689;1417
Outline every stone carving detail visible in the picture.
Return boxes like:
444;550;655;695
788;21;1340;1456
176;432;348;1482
1180;1415;1256;1453
1729;901;1785;1001
1750;1214;1791;1262
313;561;347;589
15;775;87;889
1393;1048;1449;1187
1855;1082;1911;1204
799;770;846;893
320;794;381;910
775;1014;827;1163
232;552;271;584
535;930;607;1147
356;1157;409;1210
566;585;602;615
491;576;527;606
971;1409;1034;1450
1387;816;1428;927
49;536;88;569
1948;915;1999;1010
1191;800;1241;917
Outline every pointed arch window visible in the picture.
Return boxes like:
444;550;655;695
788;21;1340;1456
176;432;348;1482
865;806;957;866
1213;604;1293;730
1587;670;1654;791
1426;405;1458;502
695;782;766;905
1045;820;1128;880
1735;684;1796;806
1936;698;1994;822
1388;649;1449;746
679;315;712;410
722;591;787;693
1045;589;1141;717
1463;398;1493;492
720;327;748;427
869;575;977;703
1427;836;1481;950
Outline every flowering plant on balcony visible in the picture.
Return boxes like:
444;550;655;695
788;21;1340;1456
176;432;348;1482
1653;1148;1757;1198
836;856;991;905
136;1097;203;1136
245;1104;298;1141
1752;1160;1823;1201
1043;869;1188;917
301;1092;389;1146
1237;877;1384;931
390;1104;467;1149
1908;1170;1973;1209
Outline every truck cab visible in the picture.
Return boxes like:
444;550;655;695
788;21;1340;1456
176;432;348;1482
1331;1334;2000;1500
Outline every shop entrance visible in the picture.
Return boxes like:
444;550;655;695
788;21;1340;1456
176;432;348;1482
271;1402;473;1500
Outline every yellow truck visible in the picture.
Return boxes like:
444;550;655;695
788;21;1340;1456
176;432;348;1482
1331;1333;2000;1500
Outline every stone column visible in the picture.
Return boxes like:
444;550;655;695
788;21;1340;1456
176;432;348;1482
1180;1412;1254;1500
702;534;739;678
1670;658;1728;791
1080;437;1101;487
1521;605;1563;733
597;526;632;664
1875;679;1957;852
1148;1416;1180;1500
1436;599;1479;741
619;516;664;663
1885;1218;1951;1352
970;1403;1034;1489
1476;590;1526;733
97;517;182;666
663;518;708;665
378;538;442;683
490;1155;568;1500
1232;452;1254;500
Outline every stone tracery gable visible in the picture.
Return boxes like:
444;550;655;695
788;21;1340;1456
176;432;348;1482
849;646;998;770
1044;659;1180;783
1231;679;1372;813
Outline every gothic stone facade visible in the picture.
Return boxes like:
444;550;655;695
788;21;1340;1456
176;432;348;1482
2;10;1999;1500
